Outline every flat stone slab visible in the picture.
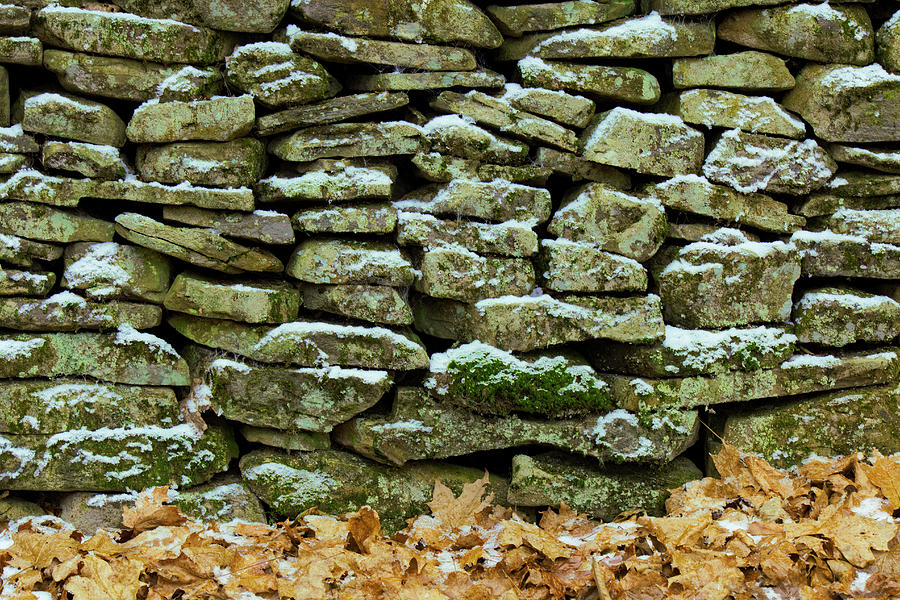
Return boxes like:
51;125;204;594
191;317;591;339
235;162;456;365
718;3;874;65
0;202;114;243
0;423;235;492
486;1;633;36
534;147;631;187
194;0;289;33
500;83;595;128
828;144;900;174
302;284;413;326
538;238;647;293
879;9;900;73
0;329;190;385
0;124;39;153
672;51;795;92
269;121;425;162
658;229;800;328
33;6;231;64
396;179;552;223
335;387;698;466
0;153;27;173
422;114;528;164
642;174;806;234
347;70;506;92
255;92;409;136
791;230;900;279
136;138;266;188
0;5;30;34
532;12;715;59
816;208;900;245
115;213;284;274
0;36;41;65
255;164;395;203
164;272;301;324
795;193;900;218
240;448;507;534
508;453;701;521
412;293;665;352
397;212;538;257
286;27;476;71
126;95;255;143
0;269;56;297
0;233;63;268
783;63;900;143
292;204;396;235
42;141;126;180
661;89;806;139
241;426;330;452
548;183;667;261
710;384;900;469
162;206;295;246
581;107;704;177
286;239;414;286
61;242;171;303
607;348;899;411
169;313;429;370
591;325;797;378
0;293;161;331
22;92;125;147
518;57;659;105
647;0;788;15
793;288;900;347
0;379;180;434
416;247;535;302
0;497;45;521
186;346;391;433
225;41;340;109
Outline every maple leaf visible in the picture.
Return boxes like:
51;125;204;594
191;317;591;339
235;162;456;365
8;530;79;569
428;472;493;530
861;454;900;509
122;487;187;534
65;555;144;600
348;506;381;554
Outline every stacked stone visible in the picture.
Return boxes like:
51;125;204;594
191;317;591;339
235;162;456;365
0;0;898;530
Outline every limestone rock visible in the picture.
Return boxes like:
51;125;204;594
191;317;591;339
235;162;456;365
186;346;392;433
0;233;62;268
411;152;550;185
270;121;425;162
0;269;56;297
486;1;634;36
255;164;395;203
590;325;797;377
195;0;289;33
286;239;413;286
396;212;538;257
792;230;900;279
795;193;900;218
0;294;162;331
581;108;704;177
335;387;698;465
0;202;114;243
0;153;26;173
500;83;595;128
538;239;647;293
548;184;667;262
518;57;659;105
162;206;295;246
241;426;330;451
0;36;41;65
825;172;900;197
165;273;301;324
0;329;190;385
818;208;900;245
22;93;126;147
0;497;45;521
533;12;715;59
703;129;836;195
302;284;413;326
255;92;409;136
347;70;506;92
793;288;900;347
658;229;801;328
508;453;701;521
225;42;340;108
661;89;805;139
156;65;225;102
783;63;900;143
672;51;795;92
412;293;665;351
717;3;874;65
127;95;254;143
878;10;900;73
33;6;231;65
169;313;429;370
534;147;631;187
0;124;39;153
291;204;397;234
642;175;806;234
289;0;503;49
422;115;528;164
710;384;900;468
828;144;900;174
136;138;265;188
41;142;126;180
415;247;534;302
396;179;552;223
646;0;787;15
115;213;284;274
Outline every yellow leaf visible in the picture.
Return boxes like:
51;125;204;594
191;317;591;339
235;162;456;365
65;555;144;600
122;487;187;533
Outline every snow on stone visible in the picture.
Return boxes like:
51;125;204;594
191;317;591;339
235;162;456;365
0;337;46;361
780;354;841;369
820;63;900;93
209;357;253;374
25;92;102;113
534;11;678;54
661;325;796;372
34;383;122;410
64;242;133;297
115;323;179;357
370;419;434;434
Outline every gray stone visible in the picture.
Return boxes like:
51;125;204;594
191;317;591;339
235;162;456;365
548;183;667;262
336;386;698;465
186;345;392;433
672;51;795;92
225;42;339;108
0;294;161;331
61;243;169;304
645;0;789;15
0;36;41;65
486;1;634;36
0;497;45;521
302;284;413;326
286;239;413;286
269;120;425;162
347;70;506;92
0;269;56;297
126;95;254;143
396;179;552;223
397;212;538;257
411;152;551;185
22;92;126;147
534;147;631;187
823;172;900;197
255;92;409;137
33;5;231;64
241;426;330;451
0;153;26;173
878;9;900;73
415;247;535;302
828;144;900;174
508;453;701;521
162;206;295;246
41;141;126;180
717;3;874;65
291;203;397;235
518;57;660;105
422;114;528;164
538;239;647;293
0;5;30;35
703;129;836;195
660;89;806;139
499;83;595;128
165;272;301;324
792;230;900;279
136;138;266;188
156;65;226;102
0;124;38;153
0;202;114;243
169;313;429;370
255;164;395;203
195;0;289;32
109;0;203;26
793;288;900;347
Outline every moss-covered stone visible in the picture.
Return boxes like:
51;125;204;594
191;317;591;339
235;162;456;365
608;348;899;410
302;284;413;326
165;272;300;324
718;3;874;65
0;202;114;243
169;313;429;370
162;206;294;246
791;230;900;279
256;164;395;203
241;426;330;451
22;92;125;146
411;152;550;185
421;115;528;164
240;447;508;534
41;141;126;180
415;247;535;302
828;144;900;174
136;138;265;188
0;153;27;173
508;453;701;521
0;125;38;153
825;171;900;197
0;5;30;35
672;51;795;92
347;70;506;92
396;212;538;257
518;57;659;105
793;288;900;347
286;239;413;286
534;147;631;187
0;294;161;331
255;92;409;137
291;204;397;235
126;95;254;143
269;121;425;162
795;193;900;218
0;269;56;297
500;83;595;128
487;0;633;36
878;9;900;73
661;89;806;139
33;6;231;65
397;179;552;223
645;0;786;15
816;208;900;244
0;497;45;521
61;242;170;304
0;36;41;65
0;233;63;268
538;238;647;293
195;0;289;33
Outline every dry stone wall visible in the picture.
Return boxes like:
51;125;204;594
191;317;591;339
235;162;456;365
0;0;899;530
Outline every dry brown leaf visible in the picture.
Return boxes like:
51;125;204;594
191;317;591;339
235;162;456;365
428;472;493;530
8;530;79;569
348;506;381;554
121;487;187;533
65;555;144;600
861;455;900;509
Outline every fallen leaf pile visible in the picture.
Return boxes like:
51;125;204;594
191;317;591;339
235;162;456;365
2;444;899;599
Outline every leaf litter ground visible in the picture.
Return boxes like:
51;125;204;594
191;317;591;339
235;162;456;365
1;444;899;600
